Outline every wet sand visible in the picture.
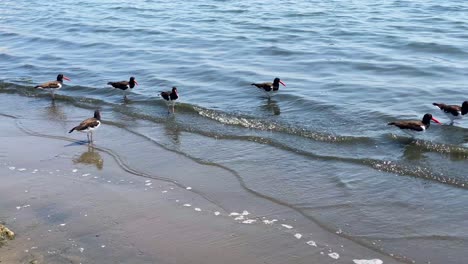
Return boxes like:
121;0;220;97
0;95;397;264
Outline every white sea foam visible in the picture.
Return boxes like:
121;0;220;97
234;216;245;221
79;248;84;253
194;208;201;212
306;240;317;247
18;168;26;171
82;173;90;177
145;182;152;186
8;166;15;170
241;210;249;216
328;252;340;259
229;212;240;216
262;219;277;224
214;211;220;216
183;204;191;207
101;245;106;248
162;190;167;193
242;219;256;224
145;180;151;183
281;224;293;229
294;233;302;239
186;187;192;190
59;223;66;227
353;260;383;264
72;169;78;173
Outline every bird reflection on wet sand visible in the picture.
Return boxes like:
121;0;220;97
261;99;281;115
73;145;104;170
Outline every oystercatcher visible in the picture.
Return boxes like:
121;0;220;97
34;74;71;100
69;110;101;143
388;113;441;136
160;86;179;114
433;101;468;125
107;76;138;99
251;77;286;97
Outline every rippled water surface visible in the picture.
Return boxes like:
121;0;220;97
1;0;468;263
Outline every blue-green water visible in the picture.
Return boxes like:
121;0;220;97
1;0;468;263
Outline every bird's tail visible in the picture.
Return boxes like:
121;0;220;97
387;122;395;126
432;103;442;109
34;85;41;89
69;127;77;133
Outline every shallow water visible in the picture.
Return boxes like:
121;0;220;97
1;0;468;263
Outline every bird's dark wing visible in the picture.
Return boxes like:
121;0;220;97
35;80;60;89
69;118;100;133
388;120;424;131
433;103;461;116
251;82;273;91
108;81;130;90
160;91;170;100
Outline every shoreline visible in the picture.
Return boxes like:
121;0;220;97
0;95;396;264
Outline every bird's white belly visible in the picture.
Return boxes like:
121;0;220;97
444;111;462;121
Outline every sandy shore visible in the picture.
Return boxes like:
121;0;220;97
0;95;397;264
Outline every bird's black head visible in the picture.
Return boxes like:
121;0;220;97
57;74;71;82
422;113;440;126
462;101;468;115
172;86;178;93
129;76;138;88
272;77;286;89
94;110;101;120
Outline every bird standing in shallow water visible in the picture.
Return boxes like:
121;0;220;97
388;113;441;137
34;74;71;100
251;77;286;97
160;86;179;114
69;110;101;143
433;101;468;125
107;76;138;99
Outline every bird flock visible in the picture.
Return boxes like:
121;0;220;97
33;73;467;143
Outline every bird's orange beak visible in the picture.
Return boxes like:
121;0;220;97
279;80;286;87
431;117;441;124
63;76;71;81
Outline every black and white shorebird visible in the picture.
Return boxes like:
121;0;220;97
388;113;441;137
433;101;468;125
159;86;179;114
251;77;286;97
107;76;138;99
69;110;101;143
34;74;71;100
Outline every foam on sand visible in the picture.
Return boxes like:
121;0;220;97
353;259;383;264
242;219;256;224
294;233;302;239
328;252;340;259
262;219;277;224
214;211;220;216
306;240;317;247
281;224;293;229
